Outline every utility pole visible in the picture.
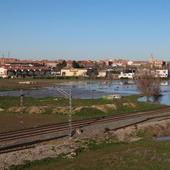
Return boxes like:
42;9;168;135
68;88;72;139
19;89;24;126
56;87;72;139
20;89;24;113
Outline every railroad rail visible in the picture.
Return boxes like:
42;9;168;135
0;107;170;154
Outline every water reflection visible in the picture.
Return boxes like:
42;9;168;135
139;94;170;106
0;79;169;105
155;136;170;141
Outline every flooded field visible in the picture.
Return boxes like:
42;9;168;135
155;136;170;141
0;80;169;105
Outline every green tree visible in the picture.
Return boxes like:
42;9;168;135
72;60;80;68
55;60;67;71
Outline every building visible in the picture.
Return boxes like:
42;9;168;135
155;69;169;78
0;67;8;78
45;61;58;68
128;60;148;67
61;68;87;77
0;57;19;65
97;70;107;78
118;72;135;79
149;56;167;68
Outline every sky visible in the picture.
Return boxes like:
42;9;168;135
0;0;170;60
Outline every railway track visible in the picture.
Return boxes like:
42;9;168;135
0;107;170;154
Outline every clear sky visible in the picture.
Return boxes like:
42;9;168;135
0;0;170;60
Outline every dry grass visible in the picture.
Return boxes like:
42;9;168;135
10;140;170;170
0;95;163;132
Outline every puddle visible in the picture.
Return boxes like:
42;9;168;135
155;136;170;141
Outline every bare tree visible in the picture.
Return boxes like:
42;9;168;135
136;70;161;101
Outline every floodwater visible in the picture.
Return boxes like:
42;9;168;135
138;81;170;106
155;136;170;141
0;80;170;106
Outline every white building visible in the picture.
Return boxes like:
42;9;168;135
61;68;87;77
155;69;169;78
127;61;133;66
0;67;8;78
97;70;107;78
118;72;135;79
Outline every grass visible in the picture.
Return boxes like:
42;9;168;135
0;95;163;132
0;79;166;170
10;139;170;170
0;95;162;110
0;96;117;108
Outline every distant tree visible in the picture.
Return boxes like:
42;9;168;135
106;70;113;80
55;60;67;71
16;70;22;78
136;71;161;101
22;70;28;78
7;70;15;78
86;68;98;79
61;60;67;67
72;60;81;68
28;70;34;77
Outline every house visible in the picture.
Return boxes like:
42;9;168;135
97;70;107;78
0;67;8;78
61;68;87;77
118;72;135;79
149;57;167;68
155;69;169;78
118;69;136;79
128;60;148;67
45;61;58;68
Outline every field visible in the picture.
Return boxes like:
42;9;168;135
10;139;170;170
0;79;167;170
0;95;163;132
0;78;63;91
0;78;164;132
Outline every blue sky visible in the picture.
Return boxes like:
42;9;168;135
0;0;170;60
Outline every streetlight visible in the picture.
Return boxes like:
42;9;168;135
56;87;72;139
